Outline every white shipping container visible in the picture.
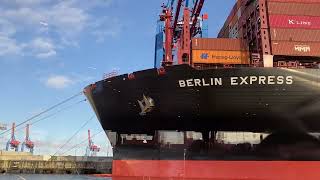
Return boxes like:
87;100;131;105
186;131;203;140
158;131;184;145
216;131;268;144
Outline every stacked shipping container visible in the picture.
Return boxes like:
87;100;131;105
218;0;269;66
218;0;247;39
268;0;320;57
218;0;320;66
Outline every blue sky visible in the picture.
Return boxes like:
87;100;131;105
0;0;235;156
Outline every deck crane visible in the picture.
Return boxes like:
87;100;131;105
6;123;20;152
159;0;206;67
86;129;100;156
21;124;35;153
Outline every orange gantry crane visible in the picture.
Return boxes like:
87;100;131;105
6;122;20;152
21;124;35;153
86;129;100;156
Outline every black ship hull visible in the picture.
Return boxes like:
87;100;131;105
84;65;320;179
84;65;320;133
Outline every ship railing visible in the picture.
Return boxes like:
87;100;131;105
103;70;118;80
193;63;250;70
274;61;320;69
192;62;320;70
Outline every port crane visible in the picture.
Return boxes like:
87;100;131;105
0;123;7;130
159;0;206;67
6;123;20;152
86;129;100;156
21;124;35;153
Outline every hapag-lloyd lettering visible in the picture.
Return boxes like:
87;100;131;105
178;76;293;87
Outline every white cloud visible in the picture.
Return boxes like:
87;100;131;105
48;2;88;37
45;75;74;89
1;0;51;7
2;7;44;24
58;0;113;11
0;36;22;56
36;50;57;59
41;72;94;90
0;35;57;59
0;3;87;37
0;18;21;57
0;19;16;36
0;0;120;58
30;37;57;58
91;16;123;43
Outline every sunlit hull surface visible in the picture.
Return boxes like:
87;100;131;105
84;65;320;132
84;65;320;179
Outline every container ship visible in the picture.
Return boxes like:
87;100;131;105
84;0;320;179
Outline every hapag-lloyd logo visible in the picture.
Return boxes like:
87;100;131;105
288;19;311;26
294;45;311;53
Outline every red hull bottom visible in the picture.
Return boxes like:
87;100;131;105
112;160;320;180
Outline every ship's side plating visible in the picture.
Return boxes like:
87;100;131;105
85;65;320;132
84;65;320;179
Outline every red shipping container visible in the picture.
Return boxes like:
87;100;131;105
268;0;320;3
269;15;320;29
271;41;320;56
268;1;320;16
270;28;320;42
192;38;248;51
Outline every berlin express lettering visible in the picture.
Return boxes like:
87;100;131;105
178;76;293;87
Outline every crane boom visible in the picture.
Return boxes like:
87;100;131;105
11;122;15;139
172;0;183;34
158;0;205;67
191;0;199;17
26;124;29;141
88;129;92;146
190;0;205;36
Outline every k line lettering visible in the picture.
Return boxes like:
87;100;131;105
288;19;311;26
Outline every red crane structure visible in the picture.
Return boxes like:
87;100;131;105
21;124;35;154
86;129;100;156
159;0;205;66
6;122;20;152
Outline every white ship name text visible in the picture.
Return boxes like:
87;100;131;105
178;76;293;87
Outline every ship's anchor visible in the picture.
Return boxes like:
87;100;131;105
138;94;155;116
